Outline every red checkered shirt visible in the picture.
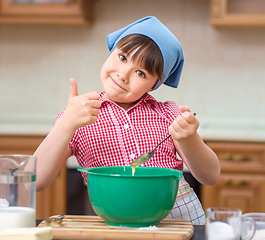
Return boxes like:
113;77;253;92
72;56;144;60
56;92;183;181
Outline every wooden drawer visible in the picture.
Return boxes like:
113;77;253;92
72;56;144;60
202;173;265;213
205;141;265;173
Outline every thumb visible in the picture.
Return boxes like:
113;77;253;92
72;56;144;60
179;105;191;113
69;78;78;98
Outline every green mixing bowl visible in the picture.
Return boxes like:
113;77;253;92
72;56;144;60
77;166;182;228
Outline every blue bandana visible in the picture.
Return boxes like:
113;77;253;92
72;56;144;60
106;16;184;90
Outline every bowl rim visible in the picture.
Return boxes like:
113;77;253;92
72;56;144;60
78;166;183;178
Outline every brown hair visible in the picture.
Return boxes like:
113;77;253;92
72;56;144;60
115;34;164;82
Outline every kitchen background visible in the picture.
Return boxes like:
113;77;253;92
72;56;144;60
1;0;265;138
0;0;265;216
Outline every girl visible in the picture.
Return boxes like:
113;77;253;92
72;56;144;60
34;16;220;225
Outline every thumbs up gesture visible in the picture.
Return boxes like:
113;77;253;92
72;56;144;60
63;78;101;131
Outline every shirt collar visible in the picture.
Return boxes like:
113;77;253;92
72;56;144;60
98;92;157;111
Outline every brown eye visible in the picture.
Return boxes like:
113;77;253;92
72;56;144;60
119;54;127;62
136;70;146;78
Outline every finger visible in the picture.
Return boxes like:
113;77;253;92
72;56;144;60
176;115;189;129
89;100;101;109
177;112;199;131
86;92;100;100
181;111;195;122
171;117;196;140
179;105;191;114
69;78;78;98
90;115;98;124
90;108;100;117
169;123;185;140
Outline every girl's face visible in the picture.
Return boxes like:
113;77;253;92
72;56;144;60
100;47;158;110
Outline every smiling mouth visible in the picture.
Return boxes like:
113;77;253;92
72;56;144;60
110;76;127;92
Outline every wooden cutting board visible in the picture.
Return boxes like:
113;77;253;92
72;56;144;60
38;215;194;240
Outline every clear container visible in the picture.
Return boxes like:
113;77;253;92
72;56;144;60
242;213;265;240
0;155;36;231
206;207;256;240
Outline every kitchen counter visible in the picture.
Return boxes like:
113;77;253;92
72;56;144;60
2;123;265;143
0;122;53;136
198;117;265;142
1;115;265;142
36;220;205;240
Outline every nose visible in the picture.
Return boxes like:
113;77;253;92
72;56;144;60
117;65;130;83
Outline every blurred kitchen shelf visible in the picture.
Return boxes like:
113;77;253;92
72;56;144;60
202;141;265;213
0;0;93;25
210;0;265;27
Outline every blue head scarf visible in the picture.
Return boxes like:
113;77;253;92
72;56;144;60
106;16;184;90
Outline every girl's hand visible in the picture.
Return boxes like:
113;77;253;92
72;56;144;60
169;106;199;142
170;106;220;186
61;78;101;131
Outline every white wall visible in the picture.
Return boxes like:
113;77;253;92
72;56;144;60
1;0;265;137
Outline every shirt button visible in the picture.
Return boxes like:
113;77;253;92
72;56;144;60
124;124;129;129
130;153;136;159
